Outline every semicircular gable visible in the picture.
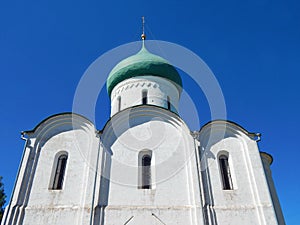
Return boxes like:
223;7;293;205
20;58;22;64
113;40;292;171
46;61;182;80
23;113;96;146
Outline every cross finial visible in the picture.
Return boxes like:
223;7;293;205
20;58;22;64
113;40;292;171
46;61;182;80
141;16;146;40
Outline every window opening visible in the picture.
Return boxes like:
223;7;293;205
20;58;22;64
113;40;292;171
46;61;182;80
52;154;68;190
141;154;151;189
219;155;233;190
167;96;171;110
142;90;148;105
117;96;121;112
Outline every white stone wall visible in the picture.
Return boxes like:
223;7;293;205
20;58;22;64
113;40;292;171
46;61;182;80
2;114;100;225
99;106;204;225
198;121;280;225
110;76;180;116
261;153;286;225
2;114;284;225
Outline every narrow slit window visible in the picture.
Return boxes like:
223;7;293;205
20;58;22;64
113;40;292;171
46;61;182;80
141;154;151;189
52;154;68;190
142;90;148;105
219;155;233;190
167;96;171;110
117;96;121;112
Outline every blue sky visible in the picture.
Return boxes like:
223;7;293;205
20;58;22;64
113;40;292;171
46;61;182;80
1;0;299;223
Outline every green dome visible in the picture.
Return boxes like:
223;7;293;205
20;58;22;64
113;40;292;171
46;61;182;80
107;45;182;96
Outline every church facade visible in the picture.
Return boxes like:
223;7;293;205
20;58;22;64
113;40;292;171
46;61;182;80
2;40;285;225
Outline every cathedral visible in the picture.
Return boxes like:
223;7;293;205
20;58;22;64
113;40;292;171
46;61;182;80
1;33;285;225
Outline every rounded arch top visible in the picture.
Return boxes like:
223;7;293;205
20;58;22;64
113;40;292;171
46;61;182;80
22;112;97;145
198;120;261;142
